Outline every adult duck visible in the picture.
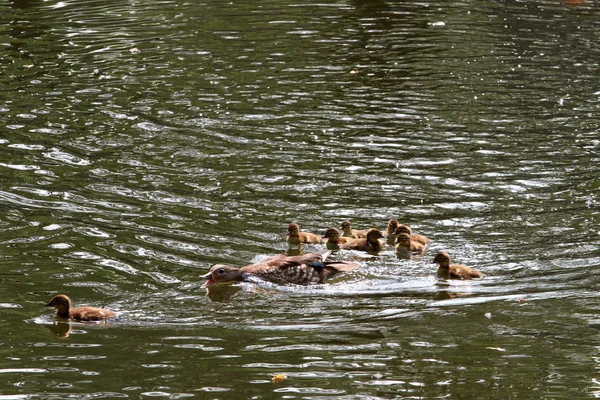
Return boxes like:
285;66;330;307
46;294;116;322
433;251;483;280
202;250;360;286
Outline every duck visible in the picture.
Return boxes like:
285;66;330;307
384;219;401;246
286;223;324;245
202;250;360;286
339;228;384;253
394;224;431;245
46;294;116;322
341;221;368;239
433;251;484;280
323;227;352;250
394;233;425;259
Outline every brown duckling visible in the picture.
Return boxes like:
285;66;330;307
394;233;425;259
46;294;116;322
394;224;431;245
323;227;352;250
341;221;368;239
286;223;324;245
433;251;484;280
202;250;360;286
384;219;401;246
339;228;384;253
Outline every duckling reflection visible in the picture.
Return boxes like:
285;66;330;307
286;223;324;246
433;251;484;280
394;224;431;245
202;250;360;286
47;321;72;338
394;233;425;259
341;221;368;239
46;294;116;322
323;227;351;250
339;228;384;254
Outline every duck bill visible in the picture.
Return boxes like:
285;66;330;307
201;271;215;287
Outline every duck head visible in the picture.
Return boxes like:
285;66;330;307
201;264;245;286
394;224;412;235
287;223;300;235
323;227;341;240
433;251;451;268
394;233;412;249
46;294;72;313
366;228;384;242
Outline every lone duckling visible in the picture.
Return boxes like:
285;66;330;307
202;250;360;286
339;228;384;253
341;221;368;239
286;223;324;245
394;233;425;259
394;224;431;245
323;227;351;250
433;251;484;280
384;219;401;246
46;294;116;322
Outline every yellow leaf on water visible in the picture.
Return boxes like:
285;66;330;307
272;373;287;383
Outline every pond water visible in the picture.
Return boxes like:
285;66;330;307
1;0;599;398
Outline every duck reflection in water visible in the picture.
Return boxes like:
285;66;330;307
202;250;360;286
47;321;73;338
46;294;116;322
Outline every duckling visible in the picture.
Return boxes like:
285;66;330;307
46;294;116;322
201;250;360;286
433;251;484;280
341;221;368;239
286;223;324;245
384;219;401;246
394;224;431;245
394;233;425;259
339;228;384;253
323;227;351;250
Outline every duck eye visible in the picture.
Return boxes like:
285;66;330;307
218;268;225;275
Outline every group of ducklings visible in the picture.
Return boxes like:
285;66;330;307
286;219;484;281
44;219;483;323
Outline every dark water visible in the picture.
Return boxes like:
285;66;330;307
1;0;599;398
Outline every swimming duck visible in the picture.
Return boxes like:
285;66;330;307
323;227;351;250
394;224;431;245
46;294;116;322
384;219;401;246
433;251;483;280
341;221;368;239
286;223;324;245
202;250;360;286
339;228;384;253
394;233;425;253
